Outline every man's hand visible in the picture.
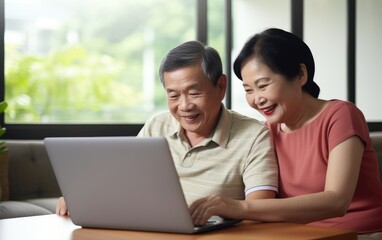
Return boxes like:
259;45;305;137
55;197;69;216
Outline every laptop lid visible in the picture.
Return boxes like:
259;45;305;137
44;137;240;234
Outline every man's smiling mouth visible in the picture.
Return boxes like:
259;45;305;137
183;114;199;120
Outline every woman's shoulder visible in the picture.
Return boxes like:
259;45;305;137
327;99;356;108
323;99;369;139
324;99;363;117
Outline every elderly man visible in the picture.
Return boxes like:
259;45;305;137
56;41;278;217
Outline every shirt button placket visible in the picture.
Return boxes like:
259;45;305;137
181;151;195;167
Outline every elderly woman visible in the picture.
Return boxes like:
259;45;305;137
190;28;382;240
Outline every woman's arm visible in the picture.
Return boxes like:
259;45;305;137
190;136;364;225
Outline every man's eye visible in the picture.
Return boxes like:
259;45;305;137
168;94;179;99
244;89;253;94
189;92;201;97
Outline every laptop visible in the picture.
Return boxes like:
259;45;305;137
44;136;241;234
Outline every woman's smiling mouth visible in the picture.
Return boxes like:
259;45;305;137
260;105;276;116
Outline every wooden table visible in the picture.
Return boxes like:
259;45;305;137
0;214;357;240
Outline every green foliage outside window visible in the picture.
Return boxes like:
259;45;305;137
5;45;146;123
4;0;224;124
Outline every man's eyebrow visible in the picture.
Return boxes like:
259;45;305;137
166;83;202;92
166;88;176;93
188;83;203;90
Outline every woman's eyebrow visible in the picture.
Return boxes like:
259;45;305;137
243;77;270;87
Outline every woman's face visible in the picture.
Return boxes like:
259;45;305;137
241;57;305;125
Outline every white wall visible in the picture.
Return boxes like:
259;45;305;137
356;0;382;121
304;0;347;101
232;0;291;121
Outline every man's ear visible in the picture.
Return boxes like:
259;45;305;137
217;74;228;97
298;64;308;87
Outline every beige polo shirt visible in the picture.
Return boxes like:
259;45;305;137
138;105;278;204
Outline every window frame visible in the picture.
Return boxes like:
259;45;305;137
1;0;381;140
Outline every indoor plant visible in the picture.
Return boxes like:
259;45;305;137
0;101;7;153
0;100;8;201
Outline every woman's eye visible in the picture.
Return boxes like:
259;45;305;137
258;84;267;90
244;88;253;93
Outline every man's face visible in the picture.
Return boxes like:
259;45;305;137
164;63;226;138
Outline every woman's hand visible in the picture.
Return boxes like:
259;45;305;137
189;194;246;226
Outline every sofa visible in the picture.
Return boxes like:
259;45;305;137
1;132;382;220
371;132;382;182
0;140;61;219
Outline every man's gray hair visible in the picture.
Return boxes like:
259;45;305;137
159;41;223;86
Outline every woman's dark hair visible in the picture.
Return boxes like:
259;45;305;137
233;28;320;98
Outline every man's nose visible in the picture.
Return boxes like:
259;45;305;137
179;95;191;110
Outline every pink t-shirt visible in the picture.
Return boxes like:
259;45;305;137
269;100;382;234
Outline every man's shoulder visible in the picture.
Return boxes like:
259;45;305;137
146;111;175;124
139;111;177;137
147;111;172;121
224;110;270;139
144;111;177;127
228;110;266;127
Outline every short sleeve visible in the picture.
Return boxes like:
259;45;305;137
325;101;370;152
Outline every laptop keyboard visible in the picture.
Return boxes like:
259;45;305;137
195;220;217;228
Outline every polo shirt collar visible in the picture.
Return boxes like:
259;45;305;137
210;105;230;148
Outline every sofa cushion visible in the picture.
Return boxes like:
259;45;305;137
0;201;52;219
370;132;382;182
25;198;58;213
6;140;61;200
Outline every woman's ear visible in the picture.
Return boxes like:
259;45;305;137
298;64;308;87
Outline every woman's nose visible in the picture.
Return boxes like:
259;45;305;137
254;93;266;106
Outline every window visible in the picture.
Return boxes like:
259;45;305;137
356;0;382;122
207;0;225;71
5;0;196;124
304;0;382;124
2;0;381;139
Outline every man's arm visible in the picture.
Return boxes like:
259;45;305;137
56;197;69;216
